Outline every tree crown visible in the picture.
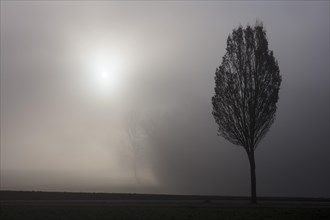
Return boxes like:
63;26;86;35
212;23;281;152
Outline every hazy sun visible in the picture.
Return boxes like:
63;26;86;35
92;62;123;98
100;71;109;79
75;42;130;98
98;67;119;87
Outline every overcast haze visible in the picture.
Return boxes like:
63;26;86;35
1;1;329;198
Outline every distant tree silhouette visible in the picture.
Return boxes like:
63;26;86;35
124;109;148;184
212;22;281;204
125;110;140;183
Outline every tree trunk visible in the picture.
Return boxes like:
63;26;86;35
248;151;257;204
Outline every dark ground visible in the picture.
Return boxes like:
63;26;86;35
1;191;329;220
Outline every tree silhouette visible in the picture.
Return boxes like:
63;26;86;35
212;22;281;204
125;110;145;184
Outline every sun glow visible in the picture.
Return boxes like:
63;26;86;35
87;53;125;98
100;71;108;79
96;67;121;94
70;32;136;99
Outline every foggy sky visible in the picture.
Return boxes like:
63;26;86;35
1;1;329;198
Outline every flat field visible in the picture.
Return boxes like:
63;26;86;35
1;191;329;220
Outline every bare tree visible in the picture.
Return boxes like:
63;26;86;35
212;22;281;204
124;109;148;184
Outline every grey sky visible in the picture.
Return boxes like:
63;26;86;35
1;1;329;197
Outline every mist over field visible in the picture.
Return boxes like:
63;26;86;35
1;1;329;198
